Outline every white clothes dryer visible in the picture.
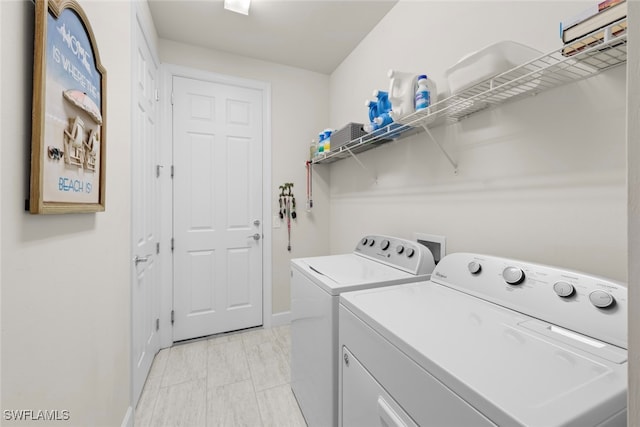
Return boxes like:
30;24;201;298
339;253;628;427
291;235;436;427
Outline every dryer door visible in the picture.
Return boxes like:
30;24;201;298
341;346;417;427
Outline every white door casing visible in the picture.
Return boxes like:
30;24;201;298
131;18;160;405
172;75;264;341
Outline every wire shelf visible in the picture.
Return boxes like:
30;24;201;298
312;21;627;165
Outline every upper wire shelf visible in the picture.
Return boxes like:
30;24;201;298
312;20;627;165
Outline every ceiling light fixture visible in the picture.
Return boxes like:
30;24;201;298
224;0;251;15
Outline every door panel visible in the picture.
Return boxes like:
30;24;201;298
228;248;251;308
188;133;216;228
227;137;251;227
189;250;216;312
173;76;263;342
132;21;160;405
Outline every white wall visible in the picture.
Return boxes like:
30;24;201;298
328;1;627;282
0;0;3;406
0;0;3;411
1;1;132;425
159;40;331;314
627;1;639;424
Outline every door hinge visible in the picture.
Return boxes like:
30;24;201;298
170;165;174;178
171;238;174;252
154;89;159;102
171;310;175;325
171;91;174;105
156;242;160;254
156;164;162;178
156;318;160;331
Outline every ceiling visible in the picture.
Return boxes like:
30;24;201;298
147;0;398;74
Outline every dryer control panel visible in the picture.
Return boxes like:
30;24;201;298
354;235;435;276
431;253;628;350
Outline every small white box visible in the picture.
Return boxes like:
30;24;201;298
445;41;542;95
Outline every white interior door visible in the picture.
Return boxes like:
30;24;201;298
172;76;263;342
131;21;160;405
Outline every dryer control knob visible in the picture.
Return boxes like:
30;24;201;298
381;239;390;251
553;281;575;298
396;245;405;255
589;290;615;309
503;267;525;285
361;238;368;246
406;248;415;258
468;262;482;275
368;239;375;247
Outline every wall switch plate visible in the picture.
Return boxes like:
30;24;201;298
413;232;446;264
273;215;281;229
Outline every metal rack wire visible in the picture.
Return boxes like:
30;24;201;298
312;20;627;166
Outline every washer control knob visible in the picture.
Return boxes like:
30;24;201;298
396;245;405;255
368;239;375;247
589;290;615;309
503;267;525;285
361;238;368;246
468;262;482;275
406;248;415;258
553;281;575;298
381;239;390;251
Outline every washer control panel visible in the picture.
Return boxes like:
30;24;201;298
355;235;435;275
430;253;627;349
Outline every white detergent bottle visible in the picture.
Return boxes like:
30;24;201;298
388;69;419;122
415;75;431;111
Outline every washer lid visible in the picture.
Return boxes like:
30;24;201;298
340;281;628;426
293;254;422;295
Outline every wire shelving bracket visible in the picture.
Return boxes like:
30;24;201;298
420;124;457;174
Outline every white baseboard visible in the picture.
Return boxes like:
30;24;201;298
271;311;291;326
121;406;133;427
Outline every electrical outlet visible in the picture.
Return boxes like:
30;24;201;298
273;215;281;229
413;232;446;264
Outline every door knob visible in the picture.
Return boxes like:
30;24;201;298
253;219;261;226
247;233;261;241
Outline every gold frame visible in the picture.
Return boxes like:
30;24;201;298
29;0;106;214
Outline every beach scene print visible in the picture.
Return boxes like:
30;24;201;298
43;7;102;204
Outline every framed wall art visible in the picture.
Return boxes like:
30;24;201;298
29;0;106;214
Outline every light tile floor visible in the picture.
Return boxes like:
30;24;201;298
135;325;307;427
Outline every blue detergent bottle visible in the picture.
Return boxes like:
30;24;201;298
373;90;392;114
365;100;379;123
317;132;325;153
323;129;332;152
374;112;394;129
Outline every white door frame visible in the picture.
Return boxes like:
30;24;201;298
159;64;272;348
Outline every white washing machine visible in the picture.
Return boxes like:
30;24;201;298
291;235;436;427
339;253;628;427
